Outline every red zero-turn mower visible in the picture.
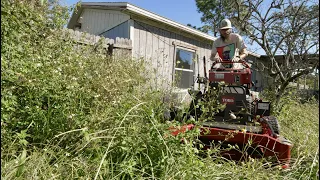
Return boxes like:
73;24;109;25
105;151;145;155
170;57;292;169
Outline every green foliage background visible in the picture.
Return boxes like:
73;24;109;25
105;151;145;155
1;0;149;146
1;0;318;179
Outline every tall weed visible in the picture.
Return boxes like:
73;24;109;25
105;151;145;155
1;0;319;179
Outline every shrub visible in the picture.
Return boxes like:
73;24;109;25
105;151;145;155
1;0;149;148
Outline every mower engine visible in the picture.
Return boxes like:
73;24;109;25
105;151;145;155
208;61;271;120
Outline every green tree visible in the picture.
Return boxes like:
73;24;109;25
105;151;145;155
196;0;319;107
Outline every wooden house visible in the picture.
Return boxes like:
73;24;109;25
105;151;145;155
67;2;261;99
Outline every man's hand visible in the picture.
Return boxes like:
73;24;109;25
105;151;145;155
214;56;223;62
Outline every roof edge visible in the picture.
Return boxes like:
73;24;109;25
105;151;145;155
68;2;215;41
67;2;262;58
125;3;215;41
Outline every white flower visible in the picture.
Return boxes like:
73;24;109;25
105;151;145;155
68;114;76;119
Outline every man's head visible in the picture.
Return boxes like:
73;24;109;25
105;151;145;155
219;19;232;40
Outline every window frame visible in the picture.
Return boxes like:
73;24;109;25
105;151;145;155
173;45;197;90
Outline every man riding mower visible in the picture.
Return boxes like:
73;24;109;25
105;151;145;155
169;56;292;169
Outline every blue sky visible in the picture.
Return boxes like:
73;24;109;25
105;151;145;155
63;0;266;54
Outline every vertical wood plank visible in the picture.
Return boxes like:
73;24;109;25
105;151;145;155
90;10;95;33
145;23;153;65
139;23;147;59
150;25;159;89
133;21;140;58
96;11;101;34
157;28;165;89
163;29;171;90
170;32;177;86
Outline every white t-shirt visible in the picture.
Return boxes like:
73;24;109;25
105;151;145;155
210;33;247;69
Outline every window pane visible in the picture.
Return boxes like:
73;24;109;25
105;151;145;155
175;70;194;89
176;49;194;70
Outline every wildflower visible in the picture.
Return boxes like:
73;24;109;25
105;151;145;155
71;77;78;81
68;114;76;119
241;128;247;133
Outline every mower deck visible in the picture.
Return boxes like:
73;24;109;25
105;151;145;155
170;123;292;169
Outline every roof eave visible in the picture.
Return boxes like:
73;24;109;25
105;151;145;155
248;51;261;58
67;2;129;29
125;3;215;41
67;6;83;29
67;2;215;41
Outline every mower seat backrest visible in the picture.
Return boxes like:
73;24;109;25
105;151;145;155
220;86;248;117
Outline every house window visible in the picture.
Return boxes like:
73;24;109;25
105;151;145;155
174;48;196;89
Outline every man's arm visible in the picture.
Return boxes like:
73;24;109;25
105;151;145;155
210;41;222;62
239;48;248;60
237;34;248;60
210;42;217;61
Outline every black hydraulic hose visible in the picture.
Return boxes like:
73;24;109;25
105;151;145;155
203;56;207;79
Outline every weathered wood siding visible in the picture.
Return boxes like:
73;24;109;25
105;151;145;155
132;20;212;90
63;29;132;59
100;21;130;40
79;9;130;35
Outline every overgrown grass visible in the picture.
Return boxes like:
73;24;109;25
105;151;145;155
1;0;319;179
276;98;319;179
2;98;318;179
